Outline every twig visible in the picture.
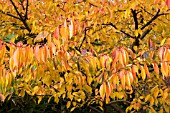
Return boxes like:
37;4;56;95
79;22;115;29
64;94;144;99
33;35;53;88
102;23;135;38
140;28;152;40
0;10;21;20
108;100;131;105
88;106;102;113
141;9;161;30
9;0;31;32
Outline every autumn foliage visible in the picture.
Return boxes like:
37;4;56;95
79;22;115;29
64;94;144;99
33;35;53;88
0;0;170;112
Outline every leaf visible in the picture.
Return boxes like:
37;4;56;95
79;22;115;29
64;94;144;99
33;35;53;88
67;101;71;108
54;27;60;40
83;85;92;94
152;63;159;75
149;96;154;106
119;70;125;88
69;19;74;39
132;64;138;79
144;62;151;78
160;38;166;46
145;94;150;102
140;66;146;81
99;82;106;100
0;94;5;102
166;0;170;7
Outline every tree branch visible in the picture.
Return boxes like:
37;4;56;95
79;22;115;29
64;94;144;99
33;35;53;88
9;0;31;32
131;9;138;30
88;106;102;113
102;23;135;38
108;100;131;105
0;10;21;20
140;28;152;40
25;0;29;20
141;9;160;30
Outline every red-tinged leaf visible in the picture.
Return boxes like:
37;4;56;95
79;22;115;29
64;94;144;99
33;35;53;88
13;48;19;67
140;66;146;81
152;63;159;75
119;70;125;88
120;48;128;66
158;47;166;61
0;40;2;50
106;82;112;99
154;0;160;4
54;27;60;40
111;49;119;67
34;45;40;62
148;38;153;50
119;52;124;67
132;65;138;79
35;31;49;42
0;94;5;102
100;82;106;100
144;62;151;78
166;0;170;6
16;41;23;47
128;71;134;83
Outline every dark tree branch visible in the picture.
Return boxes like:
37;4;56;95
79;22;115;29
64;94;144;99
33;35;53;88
142;7;169;24
9;0;31;32
88;106;102;113
10;0;23;20
102;23;135;38
131;9;138;30
25;0;29;20
108;100;131;105
140;28;152;40
0;10;21;20
141;9;160;30
78;27;91;51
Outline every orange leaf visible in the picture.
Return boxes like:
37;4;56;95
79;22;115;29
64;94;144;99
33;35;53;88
154;0;160;4
119;70;125;88
161;62;168;78
132;64;137;79
54;27;60;40
144;62;151;78
125;71;131;86
152;63;159;75
106;82;112;99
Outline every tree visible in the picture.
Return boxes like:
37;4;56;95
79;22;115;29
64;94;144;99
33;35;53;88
0;0;170;112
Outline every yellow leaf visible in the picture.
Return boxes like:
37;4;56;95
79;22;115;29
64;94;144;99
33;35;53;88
37;96;42;104
99;82;106;100
141;66;146;81
164;105;169;113
160;38;166;46
145;94;151;102
83;85;92;94
66;101;71;108
134;30;139;37
149;96;154;106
